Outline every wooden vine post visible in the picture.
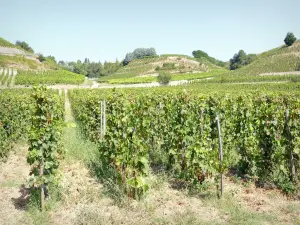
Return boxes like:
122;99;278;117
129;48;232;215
216;114;224;198
100;100;106;140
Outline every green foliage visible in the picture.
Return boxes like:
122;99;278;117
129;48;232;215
0;55;39;69
15;70;85;85
0;89;34;157
124;48;157;65
38;54;46;62
229;50;257;70
157;71;171;84
284;32;297;46
60;59;121;78
16;40;34;53
27;86;64;209
192;50;227;67
70;89;300;197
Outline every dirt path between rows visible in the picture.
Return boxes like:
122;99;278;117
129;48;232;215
0;145;30;225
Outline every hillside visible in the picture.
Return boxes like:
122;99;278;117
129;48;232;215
98;54;225;83
0;37;22;49
0;37;55;70
230;40;300;76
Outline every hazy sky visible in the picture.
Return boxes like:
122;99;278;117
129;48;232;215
1;0;299;62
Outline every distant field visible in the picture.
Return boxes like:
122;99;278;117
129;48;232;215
15;70;85;85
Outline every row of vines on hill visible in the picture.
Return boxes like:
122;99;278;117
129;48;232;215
15;70;85;85
70;89;300;198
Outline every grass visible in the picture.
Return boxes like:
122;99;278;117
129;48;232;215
0;37;17;48
0;55;39;69
203;194;277;225
214;40;300;79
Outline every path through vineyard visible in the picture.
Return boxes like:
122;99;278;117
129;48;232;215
0;144;30;224
1;90;300;224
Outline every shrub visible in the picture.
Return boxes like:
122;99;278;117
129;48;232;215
157;71;171;84
284;32;297;46
162;63;175;69
38;54;46;62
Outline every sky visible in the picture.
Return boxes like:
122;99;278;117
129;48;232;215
1;0;299;63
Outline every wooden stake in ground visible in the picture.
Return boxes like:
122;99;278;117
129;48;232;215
40;156;45;211
100;101;103;140
100;100;106;140
216;114;223;198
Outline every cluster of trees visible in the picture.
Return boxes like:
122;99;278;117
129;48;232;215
229;50;257;70
15;41;34;53
124;48;157;65
58;59;121;78
192;50;227;67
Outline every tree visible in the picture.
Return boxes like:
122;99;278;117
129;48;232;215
284;32;297;46
15;40;34;53
123;48;157;65
38;54;46;62
192;50;227;68
192;50;209;59
229;50;256;70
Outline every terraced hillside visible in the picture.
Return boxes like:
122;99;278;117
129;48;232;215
0;37;42;70
99;54;226;84
235;40;300;76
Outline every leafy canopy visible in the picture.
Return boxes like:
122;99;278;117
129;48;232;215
192;50;227;68
284;32;297;46
15;40;34;53
229;50;257;70
124;48;157;65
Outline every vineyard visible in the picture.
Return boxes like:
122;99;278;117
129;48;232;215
15;70;85;85
0;67;17;87
0;85;299;224
0;89;64;157
70;89;300;197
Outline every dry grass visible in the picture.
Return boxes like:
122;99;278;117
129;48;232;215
1;142;300;225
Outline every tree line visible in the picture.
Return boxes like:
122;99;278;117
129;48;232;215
58;59;121;78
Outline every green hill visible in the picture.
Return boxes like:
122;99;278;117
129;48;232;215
98;54;225;83
230;40;300;76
